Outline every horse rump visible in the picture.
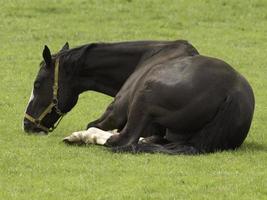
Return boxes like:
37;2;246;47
190;90;254;153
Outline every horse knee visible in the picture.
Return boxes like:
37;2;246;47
86;120;100;129
105;131;139;147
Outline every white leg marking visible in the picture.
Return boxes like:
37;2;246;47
64;128;145;145
64;127;115;145
139;137;144;140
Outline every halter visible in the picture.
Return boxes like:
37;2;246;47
24;59;65;133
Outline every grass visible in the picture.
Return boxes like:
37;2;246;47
0;0;267;199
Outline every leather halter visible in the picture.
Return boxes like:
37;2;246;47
24;59;65;132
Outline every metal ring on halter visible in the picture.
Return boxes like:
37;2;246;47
35;119;41;124
52;98;58;104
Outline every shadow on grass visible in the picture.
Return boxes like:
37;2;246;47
61;139;267;155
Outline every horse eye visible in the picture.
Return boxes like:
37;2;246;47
34;82;41;90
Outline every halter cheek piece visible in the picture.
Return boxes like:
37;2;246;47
24;59;65;132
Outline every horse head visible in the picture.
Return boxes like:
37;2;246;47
23;43;79;134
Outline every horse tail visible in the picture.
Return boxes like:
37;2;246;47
189;88;254;153
110;143;200;155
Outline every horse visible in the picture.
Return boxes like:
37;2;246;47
23;40;255;154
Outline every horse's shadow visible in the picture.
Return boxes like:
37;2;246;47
240;141;267;153
62;140;267;154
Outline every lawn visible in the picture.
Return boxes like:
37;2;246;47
0;0;266;199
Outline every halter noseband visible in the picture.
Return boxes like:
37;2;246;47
24;59;65;133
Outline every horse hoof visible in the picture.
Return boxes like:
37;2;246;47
62;132;84;145
62;137;85;146
138;137;146;144
105;134;128;147
62;136;77;145
62;136;72;143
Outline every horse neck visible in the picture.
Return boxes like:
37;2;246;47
65;40;199;97
70;42;157;96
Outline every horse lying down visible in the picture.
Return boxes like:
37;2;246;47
23;40;255;154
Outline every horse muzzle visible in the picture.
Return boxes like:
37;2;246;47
23;118;49;134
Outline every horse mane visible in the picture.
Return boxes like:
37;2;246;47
54;43;98;58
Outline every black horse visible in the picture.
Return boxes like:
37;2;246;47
23;40;255;154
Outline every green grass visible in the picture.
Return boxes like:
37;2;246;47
1;0;267;199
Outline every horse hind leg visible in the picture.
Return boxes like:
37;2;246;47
104;94;200;154
115;126;200;155
105;114;201;155
111;129;201;154
139;135;169;145
119;92;253;154
138;123;168;145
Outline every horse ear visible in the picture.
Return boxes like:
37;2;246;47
42;45;52;67
60;42;69;52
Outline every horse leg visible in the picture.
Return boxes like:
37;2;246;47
63;127;149;146
105;97;151;147
110;129;200;155
86;100;127;131
86;101;114;129
138;124;168;145
139;135;169;145
63;127;117;145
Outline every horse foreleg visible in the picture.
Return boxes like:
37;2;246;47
63;127;146;147
105;98;150;147
63;127;118;145
138;135;169;145
86;103;113;129
86;100;127;132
